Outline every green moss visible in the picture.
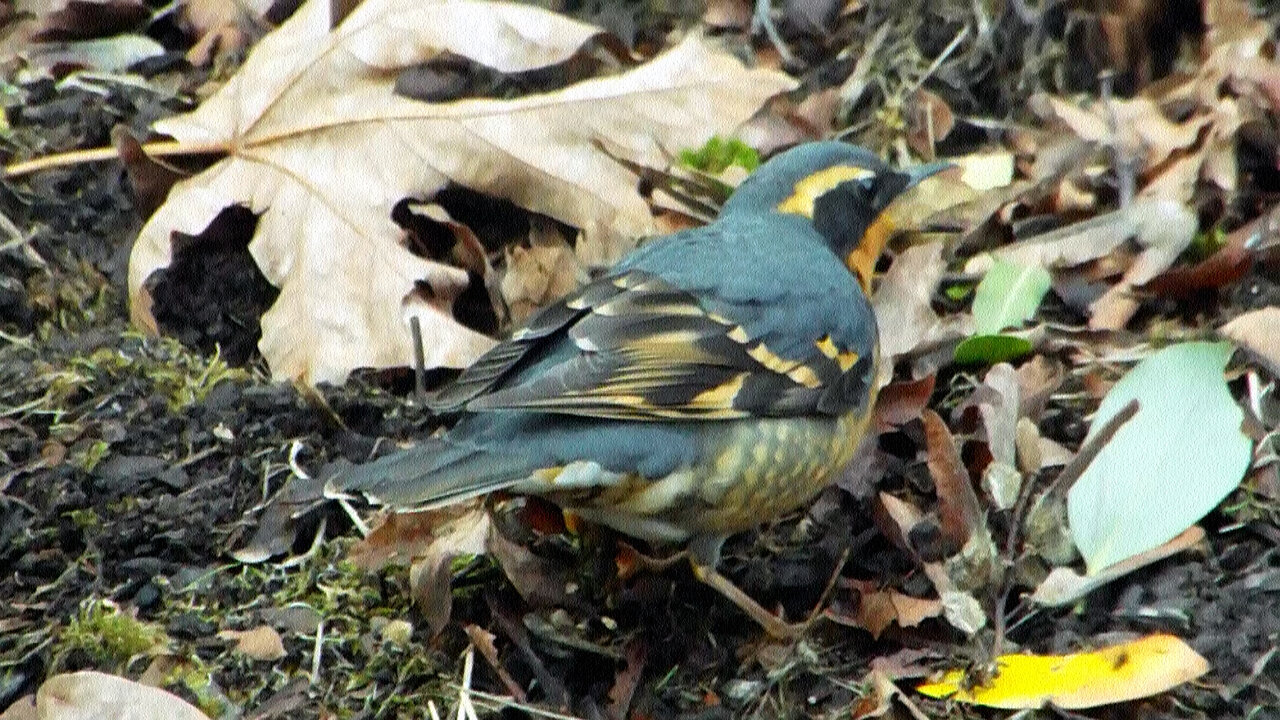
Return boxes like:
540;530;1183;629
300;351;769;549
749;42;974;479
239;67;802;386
166;662;232;719
64;508;101;531
1186;225;1227;263
71;440;110;472
679;136;760;174
34;333;250;417
60;599;169;667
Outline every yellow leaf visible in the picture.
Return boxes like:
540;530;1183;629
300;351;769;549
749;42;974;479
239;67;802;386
916;634;1209;710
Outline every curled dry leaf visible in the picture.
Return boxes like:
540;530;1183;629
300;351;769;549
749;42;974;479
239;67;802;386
1221;306;1280;378
966;199;1197;330
346;503;488;636
127;0;795;384
971;363;1020;467
406;506;491;637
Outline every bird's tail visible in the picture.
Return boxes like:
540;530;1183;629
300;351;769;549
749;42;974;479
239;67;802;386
326;437;533;510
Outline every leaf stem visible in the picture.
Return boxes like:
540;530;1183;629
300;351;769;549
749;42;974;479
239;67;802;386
5;140;229;179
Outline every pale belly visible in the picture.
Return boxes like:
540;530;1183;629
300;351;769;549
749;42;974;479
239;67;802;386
524;410;873;544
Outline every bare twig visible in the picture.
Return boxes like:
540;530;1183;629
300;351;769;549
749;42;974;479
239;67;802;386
905;25;969;96
410;315;426;402
991;399;1140;655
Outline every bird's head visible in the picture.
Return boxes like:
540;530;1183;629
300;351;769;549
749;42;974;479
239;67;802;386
720;141;950;291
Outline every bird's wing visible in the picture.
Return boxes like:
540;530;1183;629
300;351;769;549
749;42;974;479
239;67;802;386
427;276;641;413
439;266;874;421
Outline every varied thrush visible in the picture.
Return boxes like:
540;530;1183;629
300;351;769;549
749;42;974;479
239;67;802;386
331;142;948;637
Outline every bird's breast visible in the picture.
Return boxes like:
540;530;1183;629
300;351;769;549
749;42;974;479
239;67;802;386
554;410;873;543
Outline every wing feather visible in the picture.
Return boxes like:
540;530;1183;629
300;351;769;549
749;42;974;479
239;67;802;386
460;270;875;420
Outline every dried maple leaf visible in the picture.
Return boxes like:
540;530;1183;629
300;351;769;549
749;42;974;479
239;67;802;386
127;0;795;384
827;579;943;639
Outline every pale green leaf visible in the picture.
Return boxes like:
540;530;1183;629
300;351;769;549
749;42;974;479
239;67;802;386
972;259;1052;335
1068;342;1251;574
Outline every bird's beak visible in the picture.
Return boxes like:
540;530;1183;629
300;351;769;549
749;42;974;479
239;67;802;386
846;161;955;293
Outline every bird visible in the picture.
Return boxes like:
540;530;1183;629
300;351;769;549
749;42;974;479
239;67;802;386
331;142;949;637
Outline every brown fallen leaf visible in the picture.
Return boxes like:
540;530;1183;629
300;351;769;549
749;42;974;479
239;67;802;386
790;87;840;138
112;126;189;218
905;88;953;161
1034;95;1208;175
872;374;935;429
1143;212;1262;297
406;506;491;637
852;668;931;720
35;671;209;720
606;639;646;720
128;0;795;385
218;625;286;661
464;625;526;701
181;0;276;66
1015;354;1064;420
486;523;575;609
923;410;983;552
347;503;475;571
499;219;585;325
1088;202;1199;330
872;241;969;359
873;491;924;553
966;199;1198;330
826;579;943;639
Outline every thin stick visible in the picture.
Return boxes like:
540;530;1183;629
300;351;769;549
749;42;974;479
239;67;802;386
906;26;969;96
410;316;426;402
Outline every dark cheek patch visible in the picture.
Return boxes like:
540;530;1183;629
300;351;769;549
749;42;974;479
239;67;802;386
812;181;874;258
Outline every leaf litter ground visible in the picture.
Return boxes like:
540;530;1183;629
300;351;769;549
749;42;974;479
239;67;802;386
2;0;1280;718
